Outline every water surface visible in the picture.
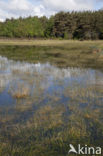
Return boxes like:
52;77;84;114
0;56;103;155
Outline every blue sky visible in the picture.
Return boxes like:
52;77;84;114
0;0;103;21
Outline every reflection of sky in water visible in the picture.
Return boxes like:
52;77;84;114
0;56;103;111
0;55;103;153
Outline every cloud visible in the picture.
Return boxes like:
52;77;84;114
0;0;103;21
0;0;46;21
42;0;99;11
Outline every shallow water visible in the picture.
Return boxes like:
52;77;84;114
0;55;103;155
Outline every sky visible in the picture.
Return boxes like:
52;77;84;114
0;0;103;21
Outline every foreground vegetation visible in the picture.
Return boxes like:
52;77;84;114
0;40;103;155
0;10;103;40
0;54;103;156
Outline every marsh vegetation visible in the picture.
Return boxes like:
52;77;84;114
0;40;103;69
0;42;103;156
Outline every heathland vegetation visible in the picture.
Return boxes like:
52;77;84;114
0;10;103;156
0;10;103;40
0;40;103;70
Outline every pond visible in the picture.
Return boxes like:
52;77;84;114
0;55;103;155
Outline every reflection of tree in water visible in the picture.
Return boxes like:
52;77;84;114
0;56;103;155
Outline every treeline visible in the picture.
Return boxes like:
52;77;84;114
0;10;103;40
